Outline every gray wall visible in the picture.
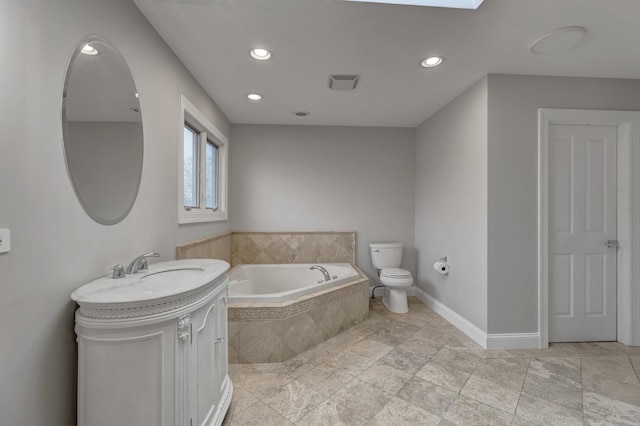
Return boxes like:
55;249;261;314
0;0;230;424
414;77;488;331
487;74;640;334
229;125;415;280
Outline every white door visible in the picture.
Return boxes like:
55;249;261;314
548;123;617;342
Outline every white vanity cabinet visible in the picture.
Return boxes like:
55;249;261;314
72;259;232;426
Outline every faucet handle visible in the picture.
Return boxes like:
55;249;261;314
112;264;126;279
137;258;150;272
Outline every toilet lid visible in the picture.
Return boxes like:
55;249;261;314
381;268;411;278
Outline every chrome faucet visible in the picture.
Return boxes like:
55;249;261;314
309;265;332;282
126;252;160;274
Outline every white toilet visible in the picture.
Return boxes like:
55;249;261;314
369;242;413;314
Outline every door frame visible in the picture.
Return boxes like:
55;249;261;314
538;108;640;348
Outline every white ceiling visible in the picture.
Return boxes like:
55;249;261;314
133;0;640;128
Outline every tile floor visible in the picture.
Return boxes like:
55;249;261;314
223;297;640;425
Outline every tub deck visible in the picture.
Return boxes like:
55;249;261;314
227;263;360;304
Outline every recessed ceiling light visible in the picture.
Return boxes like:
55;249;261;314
530;26;587;55
246;93;264;101
250;48;271;60
344;0;484;10
81;44;98;55
421;56;443;68
294;111;310;117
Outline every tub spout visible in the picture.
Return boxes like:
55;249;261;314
310;265;332;282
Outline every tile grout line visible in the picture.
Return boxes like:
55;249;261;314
354;308;433;422
580;355;585;425
631;354;640;384
359;301;453;422
510;356;533;424
426;333;482;422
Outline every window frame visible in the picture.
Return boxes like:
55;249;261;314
182;123;201;210
178;94;228;224
204;138;219;211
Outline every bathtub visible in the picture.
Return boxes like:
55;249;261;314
227;262;369;363
228;263;359;303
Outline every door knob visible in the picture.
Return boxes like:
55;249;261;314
605;240;619;248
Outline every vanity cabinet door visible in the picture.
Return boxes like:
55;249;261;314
77;321;176;426
189;290;223;426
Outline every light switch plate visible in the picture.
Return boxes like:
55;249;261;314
0;229;10;253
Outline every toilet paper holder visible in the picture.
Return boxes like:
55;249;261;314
434;257;449;275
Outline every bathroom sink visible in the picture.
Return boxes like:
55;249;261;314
141;266;205;280
71;259;230;306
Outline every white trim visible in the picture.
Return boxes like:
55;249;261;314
178;94;229;224
486;333;540;350
414;287;488;349
414;287;541;350
538;108;640;348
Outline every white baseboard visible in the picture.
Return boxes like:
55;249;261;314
413;287;541;350
486;333;540;350
414;287;488;349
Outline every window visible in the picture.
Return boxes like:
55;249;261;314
179;95;228;223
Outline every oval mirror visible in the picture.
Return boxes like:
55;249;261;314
62;36;143;225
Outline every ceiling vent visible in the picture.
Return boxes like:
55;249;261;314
329;74;360;91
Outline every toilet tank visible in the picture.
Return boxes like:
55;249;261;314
369;242;403;269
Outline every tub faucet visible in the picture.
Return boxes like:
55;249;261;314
126;252;160;274
310;265;332;282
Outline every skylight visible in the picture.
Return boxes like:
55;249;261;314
344;0;484;9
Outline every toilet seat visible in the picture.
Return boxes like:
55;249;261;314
380;276;413;287
381;268;412;278
380;268;413;287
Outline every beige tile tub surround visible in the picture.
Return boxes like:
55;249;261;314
176;231;356;266
230;232;355;266
229;272;369;364
176;232;232;263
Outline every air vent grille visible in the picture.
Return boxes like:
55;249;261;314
329;74;360;91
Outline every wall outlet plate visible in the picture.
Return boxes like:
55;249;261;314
0;229;10;253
